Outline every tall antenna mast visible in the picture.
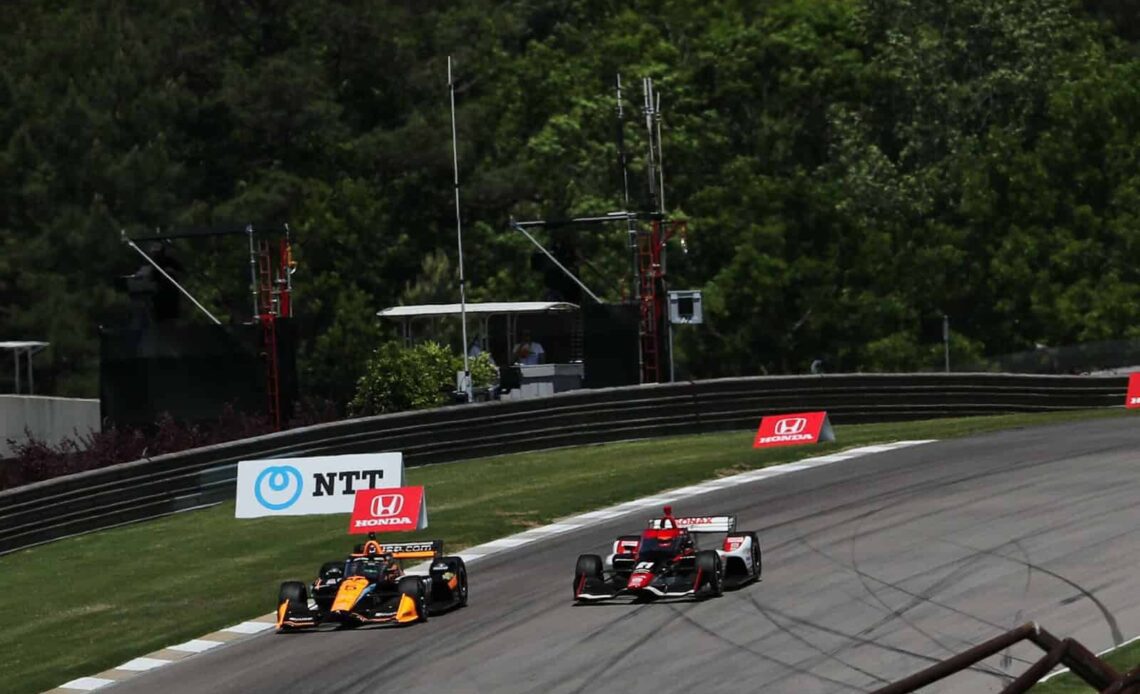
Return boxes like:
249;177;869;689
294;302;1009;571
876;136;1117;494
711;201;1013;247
655;90;665;215
642;78;659;211
616;74;632;210
617;74;638;299
449;55;472;403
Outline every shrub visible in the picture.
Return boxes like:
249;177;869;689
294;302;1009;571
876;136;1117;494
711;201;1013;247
349;341;497;416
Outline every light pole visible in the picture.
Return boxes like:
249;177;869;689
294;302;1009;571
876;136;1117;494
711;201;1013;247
449;56;472;402
943;314;950;373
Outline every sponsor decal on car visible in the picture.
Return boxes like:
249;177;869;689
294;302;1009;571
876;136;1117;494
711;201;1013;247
753;411;835;448
348;486;428;533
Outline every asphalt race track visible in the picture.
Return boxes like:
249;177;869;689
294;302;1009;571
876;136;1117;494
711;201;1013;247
109;417;1140;693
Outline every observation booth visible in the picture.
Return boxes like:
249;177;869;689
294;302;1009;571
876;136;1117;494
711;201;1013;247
377;301;584;400
1;341;49;394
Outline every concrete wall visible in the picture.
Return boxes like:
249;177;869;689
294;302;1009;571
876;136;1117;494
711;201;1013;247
0;395;101;458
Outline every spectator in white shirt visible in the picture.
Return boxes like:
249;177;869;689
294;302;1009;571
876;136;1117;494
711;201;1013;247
513;330;545;365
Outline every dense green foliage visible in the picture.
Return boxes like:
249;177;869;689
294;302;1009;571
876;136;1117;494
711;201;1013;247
349;342;496;415
2;0;1138;399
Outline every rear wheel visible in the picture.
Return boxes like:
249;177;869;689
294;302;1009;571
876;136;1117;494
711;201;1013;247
318;561;344;581
574;554;604;598
458;564;469;606
433;556;469;608
750;532;762;580
696;551;723;597
398;576;428;623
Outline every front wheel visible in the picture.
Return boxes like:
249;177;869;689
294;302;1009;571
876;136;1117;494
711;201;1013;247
278;581;308;609
695;551;723;597
574;554;604;599
398;576;428;623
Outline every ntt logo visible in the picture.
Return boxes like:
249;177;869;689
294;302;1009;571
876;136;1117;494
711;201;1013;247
254;465;303;510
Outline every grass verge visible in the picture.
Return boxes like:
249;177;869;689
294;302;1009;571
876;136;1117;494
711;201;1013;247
1;408;1129;693
1032;639;1140;692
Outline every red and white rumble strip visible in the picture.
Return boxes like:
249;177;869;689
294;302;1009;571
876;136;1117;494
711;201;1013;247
48;440;934;692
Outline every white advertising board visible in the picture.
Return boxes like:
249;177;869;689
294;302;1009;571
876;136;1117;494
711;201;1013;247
235;452;403;518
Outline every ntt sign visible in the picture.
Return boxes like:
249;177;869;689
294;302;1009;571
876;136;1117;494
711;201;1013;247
753;411;836;449
235;452;404;518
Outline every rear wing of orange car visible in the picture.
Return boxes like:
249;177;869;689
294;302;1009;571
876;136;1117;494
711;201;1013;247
352;539;443;560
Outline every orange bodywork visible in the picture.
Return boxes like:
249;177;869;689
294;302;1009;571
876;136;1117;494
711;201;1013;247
331;576;370;612
395;593;420;623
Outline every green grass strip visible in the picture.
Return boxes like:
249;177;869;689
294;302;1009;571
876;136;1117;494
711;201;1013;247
1;409;1129;694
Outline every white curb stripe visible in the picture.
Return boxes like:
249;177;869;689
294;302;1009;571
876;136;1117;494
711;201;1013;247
168;639;224;654
57;677;117;691
115;657;172;672
223;621;275;634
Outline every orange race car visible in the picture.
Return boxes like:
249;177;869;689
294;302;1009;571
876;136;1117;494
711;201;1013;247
275;534;468;631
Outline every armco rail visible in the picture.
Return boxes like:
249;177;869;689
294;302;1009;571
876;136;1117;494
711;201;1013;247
0;373;1126;555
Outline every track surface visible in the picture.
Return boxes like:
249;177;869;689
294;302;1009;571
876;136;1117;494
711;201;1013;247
111;417;1140;693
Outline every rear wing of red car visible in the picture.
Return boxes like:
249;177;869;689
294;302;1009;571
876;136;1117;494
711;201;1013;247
647;516;736;533
351;539;443;560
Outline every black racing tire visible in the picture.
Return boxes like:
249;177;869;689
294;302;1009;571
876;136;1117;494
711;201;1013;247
574;554;604;599
434;556;469;607
318;561;344;581
398;576;428;623
749;532;762;580
696;550;723;597
278;581;308;609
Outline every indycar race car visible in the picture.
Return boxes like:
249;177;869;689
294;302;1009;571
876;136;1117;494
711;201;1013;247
573;506;761;602
275;534;467;631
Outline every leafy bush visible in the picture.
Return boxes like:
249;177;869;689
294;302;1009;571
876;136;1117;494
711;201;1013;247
349;341;497;416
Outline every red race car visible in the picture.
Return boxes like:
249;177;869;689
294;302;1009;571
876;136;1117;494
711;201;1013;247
573;506;761;602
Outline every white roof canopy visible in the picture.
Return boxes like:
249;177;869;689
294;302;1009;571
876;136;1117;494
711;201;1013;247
378;301;579;319
0;341;49;349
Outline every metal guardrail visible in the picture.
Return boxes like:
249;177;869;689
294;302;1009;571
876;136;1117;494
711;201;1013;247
0;373;1127;555
874;622;1138;693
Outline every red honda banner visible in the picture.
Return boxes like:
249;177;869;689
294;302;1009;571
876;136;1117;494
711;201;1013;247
1128;373;1140;410
348;486;428;534
753;411;836;449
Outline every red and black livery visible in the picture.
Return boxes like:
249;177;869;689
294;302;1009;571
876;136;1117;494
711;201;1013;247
573;506;762;602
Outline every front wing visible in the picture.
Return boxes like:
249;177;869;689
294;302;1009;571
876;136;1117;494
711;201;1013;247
276;591;423;631
575;573;704;602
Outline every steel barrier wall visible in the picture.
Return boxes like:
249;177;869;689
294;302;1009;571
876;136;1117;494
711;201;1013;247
0;373;1127;555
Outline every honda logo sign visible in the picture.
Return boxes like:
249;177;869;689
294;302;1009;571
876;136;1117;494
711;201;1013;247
349;487;427;534
1128;373;1140;409
754;411;836;448
774;417;808;435
370;494;405;518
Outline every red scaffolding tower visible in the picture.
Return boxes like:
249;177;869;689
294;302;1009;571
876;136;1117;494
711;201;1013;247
252;231;295;430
